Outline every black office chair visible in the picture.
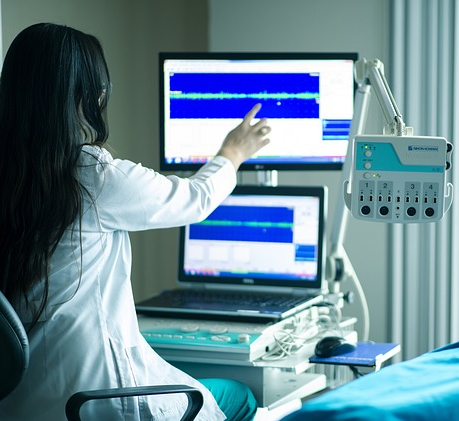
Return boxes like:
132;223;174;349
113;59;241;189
0;290;203;421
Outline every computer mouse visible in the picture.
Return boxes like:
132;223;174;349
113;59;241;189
314;336;357;358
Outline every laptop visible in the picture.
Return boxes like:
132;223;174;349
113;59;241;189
136;185;328;322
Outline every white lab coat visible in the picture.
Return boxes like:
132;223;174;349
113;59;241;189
0;146;236;421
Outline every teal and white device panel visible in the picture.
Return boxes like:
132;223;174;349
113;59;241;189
344;135;453;223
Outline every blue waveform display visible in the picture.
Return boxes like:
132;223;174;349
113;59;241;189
169;72;319;119
189;205;294;243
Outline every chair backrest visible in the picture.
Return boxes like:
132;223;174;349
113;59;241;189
0;290;29;400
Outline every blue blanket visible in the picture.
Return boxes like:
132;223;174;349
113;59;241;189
282;341;459;421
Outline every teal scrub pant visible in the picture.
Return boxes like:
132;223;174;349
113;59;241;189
199;378;258;421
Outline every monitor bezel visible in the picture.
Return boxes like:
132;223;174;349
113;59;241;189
178;184;327;291
159;51;358;172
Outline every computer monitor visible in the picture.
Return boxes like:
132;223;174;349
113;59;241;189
178;184;327;291
159;52;358;172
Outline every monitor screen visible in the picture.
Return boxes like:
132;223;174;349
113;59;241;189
159;52;358;171
178;185;327;291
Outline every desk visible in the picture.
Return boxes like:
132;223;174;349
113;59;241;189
138;315;358;410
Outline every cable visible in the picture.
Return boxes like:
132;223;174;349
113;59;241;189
311;302;345;338
349;365;364;378
346;257;370;341
261;303;344;361
261;314;321;361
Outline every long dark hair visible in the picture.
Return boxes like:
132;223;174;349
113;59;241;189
0;23;111;326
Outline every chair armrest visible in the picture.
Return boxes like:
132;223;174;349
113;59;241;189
65;384;203;421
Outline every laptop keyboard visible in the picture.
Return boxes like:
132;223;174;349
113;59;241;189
157;289;311;310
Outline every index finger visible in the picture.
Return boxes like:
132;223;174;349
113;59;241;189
242;103;262;125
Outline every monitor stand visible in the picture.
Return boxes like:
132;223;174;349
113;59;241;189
257;170;278;187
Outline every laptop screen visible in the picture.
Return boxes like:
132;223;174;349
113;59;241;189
178;185;327;292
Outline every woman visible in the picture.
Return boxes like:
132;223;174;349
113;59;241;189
0;23;270;420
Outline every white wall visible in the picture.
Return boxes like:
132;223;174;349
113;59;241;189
209;0;391;343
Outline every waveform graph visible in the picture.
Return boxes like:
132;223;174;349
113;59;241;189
189;205;295;243
168;72;320;119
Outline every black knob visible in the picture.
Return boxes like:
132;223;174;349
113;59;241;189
379;206;389;216
406;207;416;217
425;207;435;218
343;291;355;304
361;205;371;215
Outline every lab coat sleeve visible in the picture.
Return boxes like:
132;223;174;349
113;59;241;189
79;147;237;232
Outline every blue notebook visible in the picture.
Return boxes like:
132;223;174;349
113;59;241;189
310;342;400;367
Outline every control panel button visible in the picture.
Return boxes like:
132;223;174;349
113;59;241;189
181;324;200;333
211;335;232;342
209;326;229;334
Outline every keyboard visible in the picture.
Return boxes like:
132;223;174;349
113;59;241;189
136;288;323;322
148;289;314;312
